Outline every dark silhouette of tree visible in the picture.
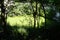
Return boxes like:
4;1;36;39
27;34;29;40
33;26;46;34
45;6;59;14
40;0;46;29
0;0;7;33
30;0;38;28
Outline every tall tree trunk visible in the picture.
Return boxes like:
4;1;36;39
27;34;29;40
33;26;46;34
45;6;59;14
41;1;46;29
42;4;46;29
30;0;37;28
37;3;41;28
1;0;7;33
33;12;37;28
33;0;38;28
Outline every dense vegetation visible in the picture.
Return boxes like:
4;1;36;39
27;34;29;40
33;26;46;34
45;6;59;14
0;0;60;40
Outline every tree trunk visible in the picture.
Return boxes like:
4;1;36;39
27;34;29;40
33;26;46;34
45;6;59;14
1;0;7;33
33;0;38;28
37;4;41;28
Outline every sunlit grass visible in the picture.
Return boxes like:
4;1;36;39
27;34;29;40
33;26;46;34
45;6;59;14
7;2;45;28
7;15;45;28
40;17;45;26
18;28;28;35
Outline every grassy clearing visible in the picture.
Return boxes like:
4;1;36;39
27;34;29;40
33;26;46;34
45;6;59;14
7;15;45;28
7;15;45;35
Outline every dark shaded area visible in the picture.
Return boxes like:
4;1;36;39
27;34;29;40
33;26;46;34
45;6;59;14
0;22;60;40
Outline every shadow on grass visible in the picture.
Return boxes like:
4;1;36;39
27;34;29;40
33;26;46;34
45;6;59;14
0;22;60;40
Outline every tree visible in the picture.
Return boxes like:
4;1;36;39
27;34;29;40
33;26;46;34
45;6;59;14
0;0;8;34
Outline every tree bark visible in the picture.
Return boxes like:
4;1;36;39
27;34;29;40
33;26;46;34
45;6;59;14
1;0;7;33
33;0;38;28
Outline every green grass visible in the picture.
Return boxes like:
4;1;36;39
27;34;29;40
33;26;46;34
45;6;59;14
6;15;45;36
7;15;45;28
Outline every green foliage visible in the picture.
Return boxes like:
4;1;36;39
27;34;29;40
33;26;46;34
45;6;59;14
7;15;45;28
8;2;33;16
7;0;59;28
1;0;60;40
46;8;56;19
